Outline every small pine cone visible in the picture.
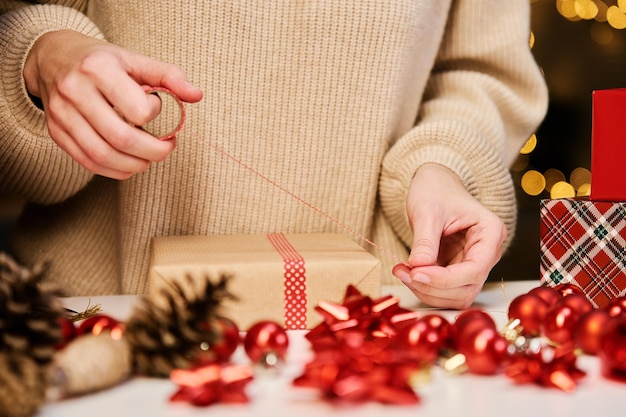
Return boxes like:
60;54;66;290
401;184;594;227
125;274;232;377
0;253;65;366
0;352;47;417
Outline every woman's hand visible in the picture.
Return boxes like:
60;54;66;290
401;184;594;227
23;30;203;179
392;163;507;309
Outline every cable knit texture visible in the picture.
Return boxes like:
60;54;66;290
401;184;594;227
0;1;548;295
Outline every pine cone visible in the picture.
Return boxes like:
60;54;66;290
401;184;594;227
0;253;65;366
125;274;233;377
0;352;47;417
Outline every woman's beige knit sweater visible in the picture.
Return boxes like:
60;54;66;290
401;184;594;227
0;0;548;296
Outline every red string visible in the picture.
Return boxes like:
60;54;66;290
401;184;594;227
147;86;407;267
203;139;409;267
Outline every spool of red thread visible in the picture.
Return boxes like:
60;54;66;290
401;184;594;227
141;86;186;140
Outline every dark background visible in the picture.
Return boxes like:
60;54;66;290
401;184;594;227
491;0;626;282
2;1;625;283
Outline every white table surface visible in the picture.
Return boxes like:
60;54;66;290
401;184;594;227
40;281;625;417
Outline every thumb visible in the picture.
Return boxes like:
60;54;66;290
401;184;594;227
408;219;441;267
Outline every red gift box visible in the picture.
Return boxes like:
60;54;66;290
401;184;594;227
539;198;626;308
590;88;626;202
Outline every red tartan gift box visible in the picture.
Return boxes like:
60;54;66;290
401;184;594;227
539;198;626;308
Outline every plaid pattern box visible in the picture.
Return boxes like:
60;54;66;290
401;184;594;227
540;198;626;308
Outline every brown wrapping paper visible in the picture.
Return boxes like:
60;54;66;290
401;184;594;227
148;233;381;330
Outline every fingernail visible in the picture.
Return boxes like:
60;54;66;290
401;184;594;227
394;267;411;285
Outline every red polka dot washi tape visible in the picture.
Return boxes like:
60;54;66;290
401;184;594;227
266;233;308;330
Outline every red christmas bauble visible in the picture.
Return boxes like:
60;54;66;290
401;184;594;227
553;283;585;297
452;309;496;348
243;321;289;365
422;314;453;348
398;314;451;364
209;316;241;362
55;317;77;349
194;316;241;364
542;304;579;346
528;286;561;307
605;297;626;318
561;294;594;316
457;326;508;375
507;293;549;336
574;309;612;355
600;315;626;381
76;314;125;340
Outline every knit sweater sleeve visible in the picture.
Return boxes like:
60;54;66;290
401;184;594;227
0;2;104;204
379;0;548;250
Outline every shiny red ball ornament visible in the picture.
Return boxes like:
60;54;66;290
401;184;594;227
553;283;585;297
600;315;626;381
457;326;508;375
243;321;289;366
605;296;626;318
507;293;549;336
561;294;594;317
209;316;241;363
452;309;496;348
542;304;579;346
195;316;241;365
398;314;451;364
574;309;612;355
528;286;561;307
76;314;125;340
55;317;77;349
422;314;452;348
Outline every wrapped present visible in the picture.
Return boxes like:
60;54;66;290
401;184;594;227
539;198;626;308
590;88;626;202
147;233;381;330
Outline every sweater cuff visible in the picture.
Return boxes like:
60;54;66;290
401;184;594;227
0;4;104;136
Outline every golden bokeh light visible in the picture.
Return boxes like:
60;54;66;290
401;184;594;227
544;168;567;192
557;0;579;19
551;181;577;199
577;183;592;196
520;134;538;154
607;5;626;28
555;0;626;30
521;170;547;196
569;167;592;189
595;0;610;21
575;0;599;20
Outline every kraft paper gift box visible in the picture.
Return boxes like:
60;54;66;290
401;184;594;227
539;198;626;308
590;88;626;202
148;233;381;330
